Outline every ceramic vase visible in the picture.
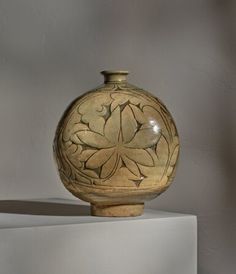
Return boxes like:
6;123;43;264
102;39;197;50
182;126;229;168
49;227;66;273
54;71;179;217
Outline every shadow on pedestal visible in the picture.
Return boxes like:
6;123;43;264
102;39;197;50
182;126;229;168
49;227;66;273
0;200;90;216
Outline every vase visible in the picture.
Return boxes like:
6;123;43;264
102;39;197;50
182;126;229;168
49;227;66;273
53;70;179;217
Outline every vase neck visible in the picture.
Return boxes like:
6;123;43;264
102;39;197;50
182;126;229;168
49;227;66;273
101;70;129;83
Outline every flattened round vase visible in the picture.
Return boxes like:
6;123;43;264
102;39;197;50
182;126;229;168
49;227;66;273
53;71;180;217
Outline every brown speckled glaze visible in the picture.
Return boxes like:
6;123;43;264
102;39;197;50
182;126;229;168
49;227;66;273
53;71;179;216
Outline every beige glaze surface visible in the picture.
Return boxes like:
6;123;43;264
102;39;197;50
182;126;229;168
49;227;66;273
54;71;179;216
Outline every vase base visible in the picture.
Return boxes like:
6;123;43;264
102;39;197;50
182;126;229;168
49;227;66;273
91;203;144;217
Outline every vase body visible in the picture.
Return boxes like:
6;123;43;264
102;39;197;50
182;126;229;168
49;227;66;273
53;71;179;216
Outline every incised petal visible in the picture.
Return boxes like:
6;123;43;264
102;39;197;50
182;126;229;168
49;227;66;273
130;104;147;124
104;106;121;144
78;149;97;162
124;148;154;167
76;131;112;148
121;105;137;143
122;155;141;177
81;169;99;179
100;152;118;179
86;147;115;169
125;128;161;149
88;116;105;135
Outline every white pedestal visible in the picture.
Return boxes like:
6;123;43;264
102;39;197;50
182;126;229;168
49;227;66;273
0;199;197;274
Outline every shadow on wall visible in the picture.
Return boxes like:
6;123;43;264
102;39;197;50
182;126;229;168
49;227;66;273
0;200;90;216
220;0;236;202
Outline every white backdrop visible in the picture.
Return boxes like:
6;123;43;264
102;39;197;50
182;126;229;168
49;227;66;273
0;1;235;273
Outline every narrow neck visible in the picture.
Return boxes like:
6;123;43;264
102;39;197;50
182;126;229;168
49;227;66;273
101;70;129;83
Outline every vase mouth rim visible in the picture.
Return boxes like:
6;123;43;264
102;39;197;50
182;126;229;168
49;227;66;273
101;70;129;83
101;70;129;75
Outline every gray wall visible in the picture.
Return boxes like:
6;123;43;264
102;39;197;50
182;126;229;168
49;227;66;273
0;0;235;273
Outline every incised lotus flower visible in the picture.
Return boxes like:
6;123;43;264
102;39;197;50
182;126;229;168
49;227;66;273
76;104;161;180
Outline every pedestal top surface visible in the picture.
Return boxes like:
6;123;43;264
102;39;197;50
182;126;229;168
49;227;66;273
0;198;195;229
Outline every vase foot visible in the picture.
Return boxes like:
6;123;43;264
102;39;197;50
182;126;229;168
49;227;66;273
91;203;144;217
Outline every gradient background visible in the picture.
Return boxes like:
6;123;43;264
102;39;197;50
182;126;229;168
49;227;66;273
0;0;235;273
